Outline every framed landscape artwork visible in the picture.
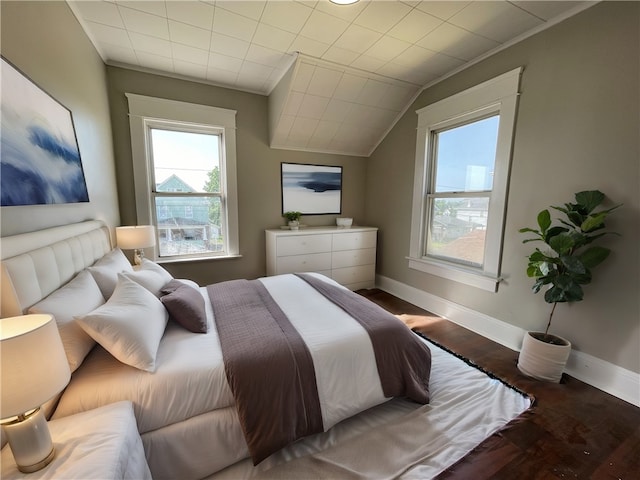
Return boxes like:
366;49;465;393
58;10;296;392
1;57;89;206
281;162;342;215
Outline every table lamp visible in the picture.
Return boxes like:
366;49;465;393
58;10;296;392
115;225;156;265
1;314;71;473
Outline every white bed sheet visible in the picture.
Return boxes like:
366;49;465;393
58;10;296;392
207;335;532;480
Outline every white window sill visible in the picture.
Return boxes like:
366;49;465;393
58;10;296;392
156;254;242;265
407;256;501;292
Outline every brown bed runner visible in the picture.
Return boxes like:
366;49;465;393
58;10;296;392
207;279;323;465
208;275;431;465
296;273;431;404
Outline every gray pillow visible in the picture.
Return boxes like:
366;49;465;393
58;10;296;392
160;284;208;333
160;279;186;295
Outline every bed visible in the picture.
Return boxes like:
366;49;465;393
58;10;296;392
0;221;531;479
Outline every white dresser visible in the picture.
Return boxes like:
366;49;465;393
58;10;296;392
265;226;377;290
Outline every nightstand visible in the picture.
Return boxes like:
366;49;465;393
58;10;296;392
1;401;151;479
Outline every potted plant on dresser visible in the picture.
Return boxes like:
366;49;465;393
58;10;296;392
283;211;302;230
517;190;620;382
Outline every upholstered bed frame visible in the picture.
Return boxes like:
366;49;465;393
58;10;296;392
1;221;112;319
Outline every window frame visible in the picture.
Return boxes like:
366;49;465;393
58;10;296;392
408;68;522;292
126;93;239;262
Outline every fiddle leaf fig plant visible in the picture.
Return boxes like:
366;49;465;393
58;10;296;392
519;190;621;340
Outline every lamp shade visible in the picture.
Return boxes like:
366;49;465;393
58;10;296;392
0;314;71;419
115;225;156;250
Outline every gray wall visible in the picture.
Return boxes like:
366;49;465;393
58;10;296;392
365;2;639;373
0;1;119;236
106;66;367;285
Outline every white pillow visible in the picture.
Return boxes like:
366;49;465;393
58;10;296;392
121;259;174;296
88;248;133;299
28;270;104;373
139;258;173;283
76;274;168;372
122;269;168;297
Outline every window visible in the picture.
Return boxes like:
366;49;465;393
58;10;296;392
126;94;239;261
426;115;498;267
408;68;521;292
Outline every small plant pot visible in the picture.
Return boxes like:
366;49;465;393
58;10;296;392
288;221;299;230
517;331;571;383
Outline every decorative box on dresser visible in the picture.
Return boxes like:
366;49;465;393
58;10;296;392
265;226;377;290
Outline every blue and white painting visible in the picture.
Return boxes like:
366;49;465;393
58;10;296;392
1;58;88;206
281;163;342;214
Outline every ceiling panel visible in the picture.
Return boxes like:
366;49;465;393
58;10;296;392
68;0;595;157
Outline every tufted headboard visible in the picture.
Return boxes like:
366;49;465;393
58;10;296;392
1;221;113;318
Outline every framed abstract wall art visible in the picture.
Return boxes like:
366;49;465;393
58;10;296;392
281;162;342;215
1;57;89;206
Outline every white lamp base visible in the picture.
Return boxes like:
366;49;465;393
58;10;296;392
133;248;145;266
2;408;55;473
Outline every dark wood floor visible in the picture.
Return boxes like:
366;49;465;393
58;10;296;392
358;288;640;480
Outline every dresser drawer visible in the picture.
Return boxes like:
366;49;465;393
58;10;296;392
332;248;376;269
331;264;375;286
266;227;377;287
332;231;377;252
276;234;332;256
276;252;332;274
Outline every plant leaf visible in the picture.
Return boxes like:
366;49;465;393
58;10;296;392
539;262;552;276
560;255;586;274
565;282;584;301
529;250;547;262
556;274;584;300
545;286;567;303
581;212;607;232
575;190;604;213
558;219;575;229
549;233;575;255
533;277;552;293
573;271;592;285
580;246;611;269
550;205;569;214
526;265;538;277
544;226;569;243
545;276;584;303
600;203;623;215
566;211;585;227
537;209;551;233
582;231;613;245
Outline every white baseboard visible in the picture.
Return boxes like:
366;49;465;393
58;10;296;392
376;274;640;407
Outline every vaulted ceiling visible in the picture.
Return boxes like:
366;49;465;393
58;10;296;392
68;0;593;156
